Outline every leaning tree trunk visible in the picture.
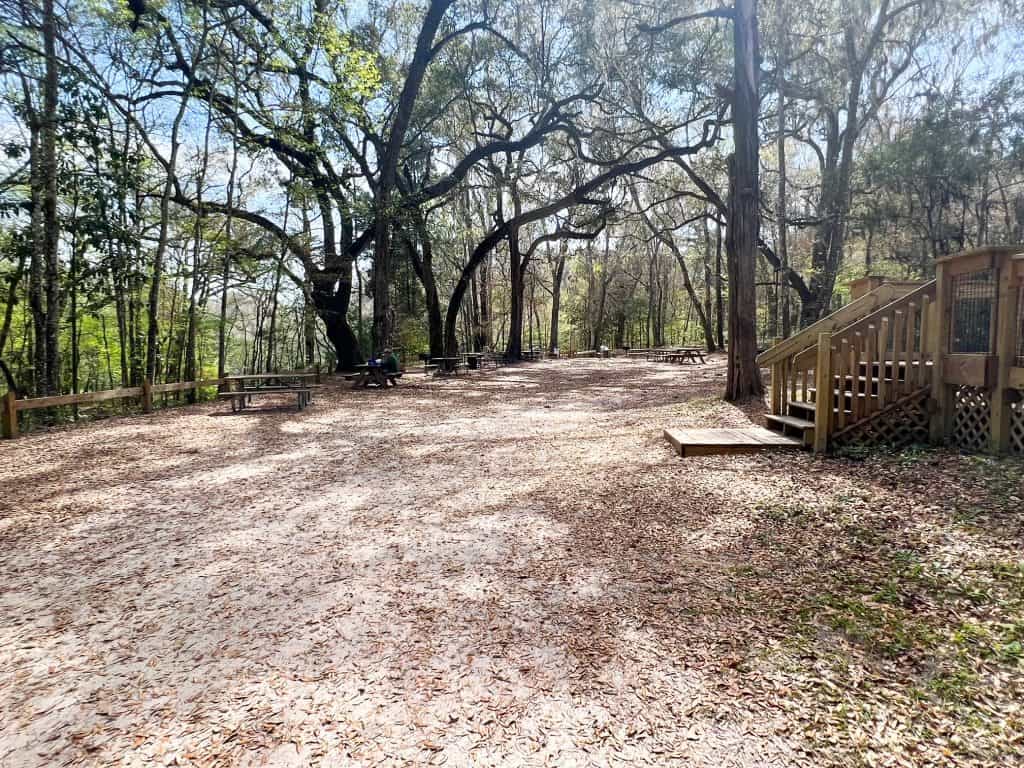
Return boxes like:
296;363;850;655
725;0;764;401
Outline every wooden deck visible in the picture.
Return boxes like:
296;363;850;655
663;427;805;457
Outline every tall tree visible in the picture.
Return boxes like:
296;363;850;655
725;0;763;400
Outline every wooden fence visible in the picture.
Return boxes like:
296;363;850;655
1;378;225;440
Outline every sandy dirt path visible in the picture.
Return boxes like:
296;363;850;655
2;358;1021;767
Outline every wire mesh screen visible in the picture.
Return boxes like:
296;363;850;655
1016;284;1024;367
950;268;997;354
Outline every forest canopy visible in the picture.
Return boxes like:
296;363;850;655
0;0;1022;399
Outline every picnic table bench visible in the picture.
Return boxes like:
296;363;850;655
218;373;316;412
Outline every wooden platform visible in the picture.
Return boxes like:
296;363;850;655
663;427;805;457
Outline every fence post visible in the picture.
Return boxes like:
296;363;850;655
1;390;17;439
813;332;832;454
141;378;153;413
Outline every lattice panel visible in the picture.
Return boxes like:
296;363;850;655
953;385;991;452
832;391;931;450
1010;396;1024;456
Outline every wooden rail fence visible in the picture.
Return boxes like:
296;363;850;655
1;378;225;440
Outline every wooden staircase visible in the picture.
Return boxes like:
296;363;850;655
760;280;937;452
764;359;932;449
664;277;941;457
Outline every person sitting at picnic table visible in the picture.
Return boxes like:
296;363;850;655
382;348;400;373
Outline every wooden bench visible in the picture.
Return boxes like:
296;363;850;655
218;387;312;412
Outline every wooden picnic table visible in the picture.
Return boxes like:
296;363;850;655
665;348;707;364
432;357;462;374
464;352;484;370
219;372;316;411
223;372;318;388
351;364;401;388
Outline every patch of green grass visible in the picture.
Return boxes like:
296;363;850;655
834;444;873;462
753;501;809;523
928;667;978;702
815;593;940;658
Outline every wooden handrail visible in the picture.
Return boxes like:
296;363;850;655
757;281;924;366
793;281;937;370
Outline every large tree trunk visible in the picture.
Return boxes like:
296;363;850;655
185;115;213;394
725;0;764;401
549;247;566;355
41;0;60;395
505;221;526;360
28;111;46;397
371;0;454;351
775;0;791;339
406;208;444;357
146;38;200;383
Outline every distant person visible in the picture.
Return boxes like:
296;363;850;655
382;348;400;373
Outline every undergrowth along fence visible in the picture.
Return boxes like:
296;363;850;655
1;379;226;439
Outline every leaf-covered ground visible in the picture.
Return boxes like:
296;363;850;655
1;357;1021;767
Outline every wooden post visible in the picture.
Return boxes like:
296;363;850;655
931;261;952;444
142;378;153;414
918;295;931;388
1;390;17;439
851;333;863;423
770;337;784;415
991;254;1018;453
865;326;877;417
813;332;832;453
904;302;917;394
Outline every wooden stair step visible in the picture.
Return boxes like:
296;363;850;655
765;414;815;430
787;400;815;415
664;427;804;457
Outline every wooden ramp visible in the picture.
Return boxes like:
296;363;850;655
663;427;804;457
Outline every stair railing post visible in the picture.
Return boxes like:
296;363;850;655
1;390;17;439
813;332;832;453
770;337;784;415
